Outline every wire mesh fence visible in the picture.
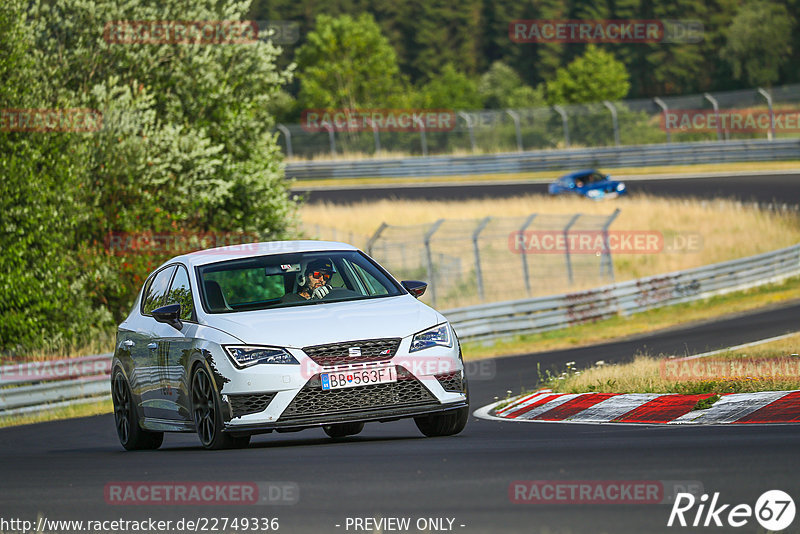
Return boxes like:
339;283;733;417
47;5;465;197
302;211;620;309
278;84;800;159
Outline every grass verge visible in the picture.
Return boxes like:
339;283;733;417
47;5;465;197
0;398;112;429
461;275;800;361
540;332;800;396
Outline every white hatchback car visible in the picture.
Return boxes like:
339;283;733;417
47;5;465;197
111;241;469;450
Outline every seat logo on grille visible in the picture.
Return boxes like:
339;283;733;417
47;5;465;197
348;347;361;357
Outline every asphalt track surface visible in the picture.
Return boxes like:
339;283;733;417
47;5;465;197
2;301;800;534
294;173;800;205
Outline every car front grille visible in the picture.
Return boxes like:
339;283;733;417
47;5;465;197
435;371;463;392
278;366;436;421
302;338;401;366
229;393;277;418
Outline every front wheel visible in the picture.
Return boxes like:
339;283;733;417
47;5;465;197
112;371;163;450
414;406;469;437
191;365;249;450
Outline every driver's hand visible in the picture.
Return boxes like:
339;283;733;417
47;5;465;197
312;285;331;299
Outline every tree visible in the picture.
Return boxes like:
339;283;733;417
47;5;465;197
415;64;483;110
1;0;298;353
296;13;404;109
478;61;545;109
721;0;793;86
546;45;631;104
0;0;109;353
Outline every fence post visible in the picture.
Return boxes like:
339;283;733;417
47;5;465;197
552;105;570;148
472;217;492;301
505;110;523;152
518;213;538;295
563;214;581;286
703;93;723;141
276;124;293;157
458;112;477;152
321;123;336;154
757;88;775;141
366;118;381;153
413;116;428;156
653;97;671;143
424;219;445;307
366;222;388;256
600;208;621;281
603;101;620;147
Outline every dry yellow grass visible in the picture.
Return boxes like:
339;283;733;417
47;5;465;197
547;332;800;394
720;332;800;359
2;332;116;363
302;194;800;289
0;399;112;429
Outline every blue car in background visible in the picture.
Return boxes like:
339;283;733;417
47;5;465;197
547;169;627;199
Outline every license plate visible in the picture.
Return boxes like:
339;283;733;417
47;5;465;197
321;366;397;391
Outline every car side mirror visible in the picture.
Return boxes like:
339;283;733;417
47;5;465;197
152;303;183;330
401;280;427;298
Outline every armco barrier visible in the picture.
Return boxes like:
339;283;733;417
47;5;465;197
1;243;798;416
444;243;800;342
285;139;800;180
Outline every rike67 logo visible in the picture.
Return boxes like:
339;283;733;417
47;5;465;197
668;490;795;530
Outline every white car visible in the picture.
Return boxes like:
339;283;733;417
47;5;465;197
111;241;469;450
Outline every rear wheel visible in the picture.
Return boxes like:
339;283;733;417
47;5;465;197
191;365;249;450
323;422;365;439
112;371;163;450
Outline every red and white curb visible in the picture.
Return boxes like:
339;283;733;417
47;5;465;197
474;388;800;425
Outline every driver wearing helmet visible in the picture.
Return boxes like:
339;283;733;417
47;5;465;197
282;258;334;302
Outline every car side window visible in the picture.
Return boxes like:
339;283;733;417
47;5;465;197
142;266;176;316
164;265;195;321
351;262;389;296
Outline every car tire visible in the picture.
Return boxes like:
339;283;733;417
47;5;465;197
191;365;247;450
414;405;469;437
112;371;164;450
323;422;365;439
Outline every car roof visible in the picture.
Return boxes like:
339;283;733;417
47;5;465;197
560;169;599;180
169;240;359;269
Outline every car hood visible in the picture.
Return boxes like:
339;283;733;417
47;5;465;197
202;295;442;347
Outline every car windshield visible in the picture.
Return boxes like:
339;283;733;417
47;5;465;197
197;250;404;313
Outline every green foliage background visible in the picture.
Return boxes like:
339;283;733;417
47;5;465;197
0;0;298;356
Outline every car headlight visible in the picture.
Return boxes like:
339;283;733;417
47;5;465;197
586;189;601;198
223;345;299;368
410;323;453;353
617;183;626;191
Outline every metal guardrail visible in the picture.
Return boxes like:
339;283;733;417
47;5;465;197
444;243;800;342
1;243;798;416
0;354;112;417
285;139;800;180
